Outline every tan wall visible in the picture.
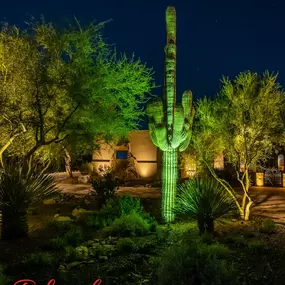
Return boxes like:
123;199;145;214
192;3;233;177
92;142;115;173
92;130;159;179
128;130;158;178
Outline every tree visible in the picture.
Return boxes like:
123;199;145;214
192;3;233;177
194;71;285;220
147;7;194;223
0;20;154;168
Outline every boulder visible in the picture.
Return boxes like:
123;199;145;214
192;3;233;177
78;175;90;184
53;214;72;222
43;199;57;205
72;208;88;217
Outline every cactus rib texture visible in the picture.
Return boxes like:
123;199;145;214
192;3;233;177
147;6;195;223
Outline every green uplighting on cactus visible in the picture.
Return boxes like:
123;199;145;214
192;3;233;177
147;6;195;223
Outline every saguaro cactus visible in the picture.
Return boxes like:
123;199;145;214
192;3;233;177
147;6;194;223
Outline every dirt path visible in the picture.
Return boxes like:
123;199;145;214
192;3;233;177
53;172;285;222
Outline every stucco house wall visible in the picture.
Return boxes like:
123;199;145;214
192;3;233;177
92;130;161;179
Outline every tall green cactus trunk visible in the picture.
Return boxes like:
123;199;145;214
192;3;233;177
147;6;195;223
162;149;177;222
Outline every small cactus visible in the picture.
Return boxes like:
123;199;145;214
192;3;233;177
147;6;194;222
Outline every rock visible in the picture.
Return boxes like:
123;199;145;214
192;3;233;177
72;208;88;217
54;215;72;222
78;175;90;184
43;199;57;204
67;261;84;269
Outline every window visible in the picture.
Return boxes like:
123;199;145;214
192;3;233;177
116;151;129;159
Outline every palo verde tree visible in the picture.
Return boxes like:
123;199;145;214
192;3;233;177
147;6;195;223
195;71;285;221
0;20;154;168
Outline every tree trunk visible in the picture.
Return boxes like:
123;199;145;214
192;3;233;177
244;200;253;221
198;219;214;235
1;209;28;240
162;149;177;223
62;145;73;178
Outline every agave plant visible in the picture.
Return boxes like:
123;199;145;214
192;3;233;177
0;161;61;240
174;177;236;234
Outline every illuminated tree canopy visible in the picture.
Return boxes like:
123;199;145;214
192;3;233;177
194;71;285;220
0;20;155;168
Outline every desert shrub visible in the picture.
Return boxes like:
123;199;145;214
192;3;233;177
101;198;121;220
119;195;141;215
200;233;213;244
45;220;75;236
49;227;84;249
91;171;120;207
23;252;54;267
50;237;69;250
64;246;77;260
74;246;89;260
139;212;158;232
198;243;230;258
103;212;151;237
116;237;135;252
0;265;10;285
174;177;237;235
247;240;266;253
158;242;236;285
76;200;120;229
76;211;107;228
259;219;276;234
132;235;157;254
64;227;85;246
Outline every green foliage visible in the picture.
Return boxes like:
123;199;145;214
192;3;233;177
49;226;84;249
259;219;276;234
74;246;89;260
157;242;236;285
64;227;85;246
174;177;236;234
119;195;141;216
247;240;266;253
116;237;135;252
102;212;152;237
45;220;76;236
0;19;154;165
79;163;93;175
0;160;60;239
76;199;120;229
91;172;120;207
23;252;55;267
50;237;69;250
0;265;11;285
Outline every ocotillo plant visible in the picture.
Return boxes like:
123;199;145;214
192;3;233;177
147;6;194;223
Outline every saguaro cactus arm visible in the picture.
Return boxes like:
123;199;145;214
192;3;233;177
147;6;195;223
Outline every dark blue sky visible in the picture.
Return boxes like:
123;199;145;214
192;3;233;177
2;0;284;102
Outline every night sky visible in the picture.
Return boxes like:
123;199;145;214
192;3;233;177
1;0;285;123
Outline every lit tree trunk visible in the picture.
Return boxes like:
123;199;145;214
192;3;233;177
162;149;178;222
238;168;253;221
62;144;73;178
243;168;252;221
0;123;26;168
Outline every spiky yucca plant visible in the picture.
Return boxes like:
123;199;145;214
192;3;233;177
175;177;236;234
0;161;61;240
